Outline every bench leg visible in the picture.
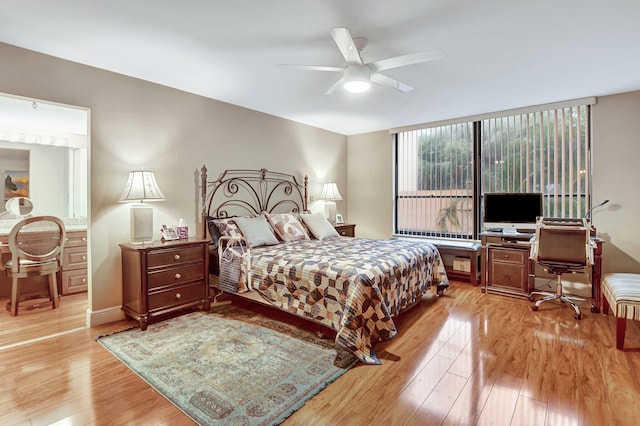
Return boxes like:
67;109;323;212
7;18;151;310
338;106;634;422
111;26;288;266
616;317;627;350
602;294;610;315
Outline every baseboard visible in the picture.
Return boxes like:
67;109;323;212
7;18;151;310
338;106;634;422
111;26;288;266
86;305;126;327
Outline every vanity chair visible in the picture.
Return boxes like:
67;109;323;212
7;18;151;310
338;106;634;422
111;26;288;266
3;216;66;316
528;217;592;320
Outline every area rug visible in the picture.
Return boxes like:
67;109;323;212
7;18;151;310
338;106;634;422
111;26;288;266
97;309;355;425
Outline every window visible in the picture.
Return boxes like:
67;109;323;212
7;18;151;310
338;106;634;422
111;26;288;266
394;100;592;239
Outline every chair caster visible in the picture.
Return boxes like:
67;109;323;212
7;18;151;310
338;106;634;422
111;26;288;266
528;295;535;302
575;313;582;320
531;305;539;311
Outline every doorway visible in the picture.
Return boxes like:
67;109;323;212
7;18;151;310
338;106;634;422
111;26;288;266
0;92;89;349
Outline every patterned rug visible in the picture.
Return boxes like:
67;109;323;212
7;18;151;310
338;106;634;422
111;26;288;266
97;308;355;425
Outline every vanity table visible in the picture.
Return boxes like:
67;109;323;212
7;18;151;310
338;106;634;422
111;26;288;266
0;218;88;296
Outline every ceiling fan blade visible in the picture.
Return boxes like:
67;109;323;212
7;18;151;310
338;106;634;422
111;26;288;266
325;78;344;95
370;49;445;72
330;28;363;65
371;73;414;93
277;64;343;72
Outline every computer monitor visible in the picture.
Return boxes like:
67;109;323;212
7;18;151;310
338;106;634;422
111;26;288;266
483;192;543;234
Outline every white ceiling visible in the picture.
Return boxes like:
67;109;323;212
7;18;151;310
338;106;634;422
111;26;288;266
1;0;639;136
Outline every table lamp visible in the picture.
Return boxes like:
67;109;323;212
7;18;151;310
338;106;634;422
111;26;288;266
321;182;342;224
119;170;165;243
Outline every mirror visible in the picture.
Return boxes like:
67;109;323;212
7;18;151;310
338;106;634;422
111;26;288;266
0;92;89;349
5;197;33;216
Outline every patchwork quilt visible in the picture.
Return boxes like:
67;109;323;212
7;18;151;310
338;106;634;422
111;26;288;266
224;237;449;364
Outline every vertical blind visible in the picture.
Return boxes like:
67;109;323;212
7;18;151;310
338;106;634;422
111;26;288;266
395;101;592;239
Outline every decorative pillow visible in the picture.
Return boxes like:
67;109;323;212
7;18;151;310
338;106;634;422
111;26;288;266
233;215;280;248
206;216;223;247
266;213;310;242
299;213;340;240
215;218;244;238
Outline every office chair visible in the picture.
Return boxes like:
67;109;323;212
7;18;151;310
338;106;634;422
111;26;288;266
3;216;66;316
528;217;592;320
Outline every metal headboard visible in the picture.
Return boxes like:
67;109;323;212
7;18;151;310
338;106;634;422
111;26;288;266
200;165;308;237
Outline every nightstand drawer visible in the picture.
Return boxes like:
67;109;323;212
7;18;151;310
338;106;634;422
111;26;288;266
334;224;356;237
147;263;204;288
147;246;203;268
148;282;204;311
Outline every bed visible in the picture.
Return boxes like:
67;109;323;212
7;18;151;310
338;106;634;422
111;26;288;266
200;166;449;364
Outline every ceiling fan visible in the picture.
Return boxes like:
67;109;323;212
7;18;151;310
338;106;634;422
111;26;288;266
278;27;445;94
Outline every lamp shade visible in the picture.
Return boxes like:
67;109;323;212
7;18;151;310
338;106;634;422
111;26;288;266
119;170;166;202
320;183;342;201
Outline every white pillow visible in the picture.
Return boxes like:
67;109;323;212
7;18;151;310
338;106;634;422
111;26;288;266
233;215;280;248
299;213;340;240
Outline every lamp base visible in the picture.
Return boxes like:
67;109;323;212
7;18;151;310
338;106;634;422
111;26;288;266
324;200;337;225
130;204;154;244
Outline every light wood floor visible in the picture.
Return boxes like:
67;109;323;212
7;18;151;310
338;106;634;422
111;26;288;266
1;282;639;425
0;292;88;349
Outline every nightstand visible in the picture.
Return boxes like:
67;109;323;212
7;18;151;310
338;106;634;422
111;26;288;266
334;223;356;237
119;238;210;330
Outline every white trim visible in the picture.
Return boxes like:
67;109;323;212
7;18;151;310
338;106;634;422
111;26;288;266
390;96;597;134
87;305;126;327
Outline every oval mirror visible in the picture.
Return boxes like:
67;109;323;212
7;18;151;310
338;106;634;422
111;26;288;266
5;196;33;216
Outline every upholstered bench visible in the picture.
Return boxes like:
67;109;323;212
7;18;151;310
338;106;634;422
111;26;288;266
602;273;640;350
398;238;481;286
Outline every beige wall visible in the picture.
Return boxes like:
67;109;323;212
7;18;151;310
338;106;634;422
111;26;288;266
347;131;393;239
348;92;640;274
592;91;640;273
0;42;347;324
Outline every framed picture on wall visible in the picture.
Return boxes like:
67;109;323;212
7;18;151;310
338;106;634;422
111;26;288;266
4;170;29;205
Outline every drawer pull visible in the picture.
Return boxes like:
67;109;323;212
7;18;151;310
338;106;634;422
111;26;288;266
174;254;181;261
81;278;87;283
175;293;181;299
82;237;87;241
174;273;182;280
81;255;87;260
504;254;509;258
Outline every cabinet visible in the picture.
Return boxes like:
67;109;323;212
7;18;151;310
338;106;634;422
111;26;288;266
120;238;210;330
334;223;356;237
481;232;534;298
61;230;88;294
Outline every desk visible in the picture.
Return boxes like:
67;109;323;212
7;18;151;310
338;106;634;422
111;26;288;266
480;232;604;313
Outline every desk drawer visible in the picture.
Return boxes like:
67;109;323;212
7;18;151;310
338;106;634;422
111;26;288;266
61;269;88;294
148;282;204;311
490;247;527;264
490;262;527;289
65;231;87;248
63;246;88;270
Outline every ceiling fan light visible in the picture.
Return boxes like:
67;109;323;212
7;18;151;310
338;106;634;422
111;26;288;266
343;65;371;93
344;80;371;93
